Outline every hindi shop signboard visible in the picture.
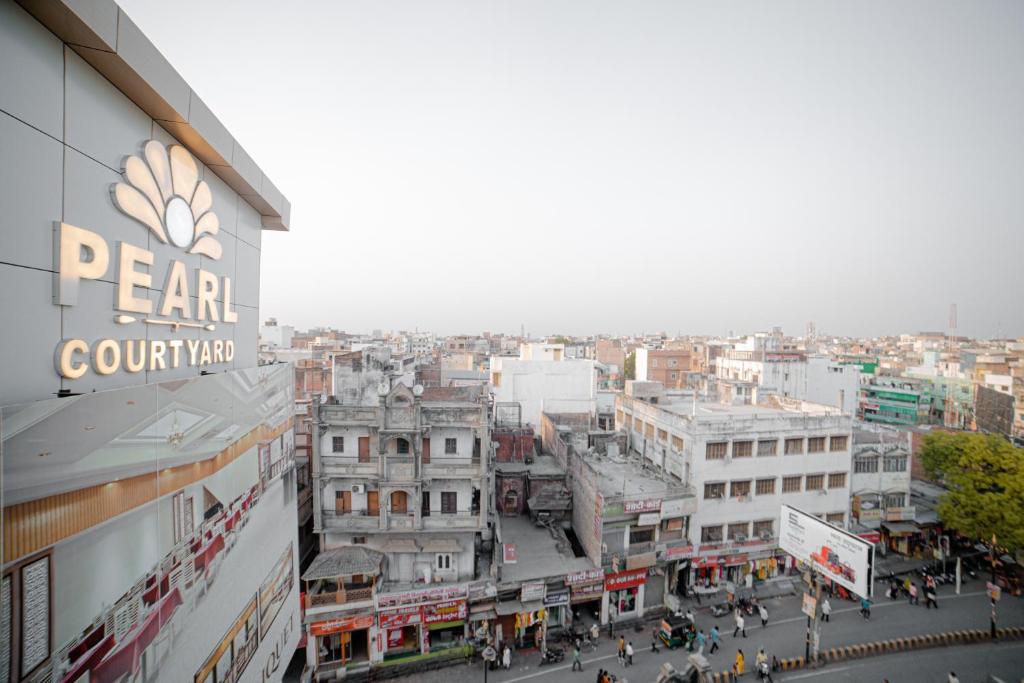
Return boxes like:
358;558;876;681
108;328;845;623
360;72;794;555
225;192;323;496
376;584;467;611
779;504;873;598
604;569;647;592
624;499;662;514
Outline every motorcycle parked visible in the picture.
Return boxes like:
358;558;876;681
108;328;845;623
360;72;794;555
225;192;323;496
539;646;565;666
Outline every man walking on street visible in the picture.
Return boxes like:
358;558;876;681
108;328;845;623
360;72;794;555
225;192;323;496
710;626;721;654
625;641;634;667
909;582;918;605
733;611;747;638
617;636;626;665
590;623;600;649
759;603;768;627
696;629;707;655
860;596;871;620
821;598;831;622
572;644;583;672
926;575;938;608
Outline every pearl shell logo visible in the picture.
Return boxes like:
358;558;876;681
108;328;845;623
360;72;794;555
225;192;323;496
111;140;222;259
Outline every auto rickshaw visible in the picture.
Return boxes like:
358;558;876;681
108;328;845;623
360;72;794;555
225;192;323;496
658;614;693;649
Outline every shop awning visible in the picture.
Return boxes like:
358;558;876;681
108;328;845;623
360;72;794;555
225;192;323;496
495;599;544;616
381;539;420;553
882;522;921;536
422;539;461;552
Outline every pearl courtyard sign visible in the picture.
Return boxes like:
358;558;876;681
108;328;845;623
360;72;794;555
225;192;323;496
54;140;238;379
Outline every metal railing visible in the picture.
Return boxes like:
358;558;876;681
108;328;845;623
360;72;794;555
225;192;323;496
306;586;373;608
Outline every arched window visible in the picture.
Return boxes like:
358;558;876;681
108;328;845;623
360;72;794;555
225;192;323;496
504;489;519;515
396;438;410;454
391;490;408;514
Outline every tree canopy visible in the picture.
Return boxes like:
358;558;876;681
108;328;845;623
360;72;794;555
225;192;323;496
624;351;636;380
919;432;1024;552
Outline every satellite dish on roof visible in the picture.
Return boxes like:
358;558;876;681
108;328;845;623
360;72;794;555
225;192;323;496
413;384;424;396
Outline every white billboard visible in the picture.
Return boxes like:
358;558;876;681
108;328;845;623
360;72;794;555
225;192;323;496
779;505;873;597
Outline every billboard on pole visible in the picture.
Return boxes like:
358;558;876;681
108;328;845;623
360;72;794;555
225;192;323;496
779;504;873;597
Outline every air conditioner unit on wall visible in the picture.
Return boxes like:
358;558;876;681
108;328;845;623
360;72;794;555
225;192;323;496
351;484;365;494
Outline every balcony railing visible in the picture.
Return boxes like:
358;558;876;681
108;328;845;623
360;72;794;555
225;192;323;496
628;541;656;555
319;457;380;476
423;457;482;476
306;586;373;608
321;510;381;530
422;512;480;530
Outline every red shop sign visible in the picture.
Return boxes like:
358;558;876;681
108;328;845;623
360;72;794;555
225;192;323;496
422;600;467;624
310;614;374;636
695;557;719;569
379;606;422;629
604;569;646;591
665;544;694;559
724;554;748;566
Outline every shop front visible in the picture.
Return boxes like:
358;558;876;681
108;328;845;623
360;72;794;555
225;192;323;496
566;569;605;620
542;587;570;629
602;569;647;624
423;600;468;653
663;545;694;598
378;606;423;662
311;615;374;669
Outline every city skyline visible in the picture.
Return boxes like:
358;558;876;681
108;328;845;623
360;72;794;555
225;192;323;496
118;0;1024;339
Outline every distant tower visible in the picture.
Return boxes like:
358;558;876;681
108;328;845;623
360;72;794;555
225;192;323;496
806;321;816;340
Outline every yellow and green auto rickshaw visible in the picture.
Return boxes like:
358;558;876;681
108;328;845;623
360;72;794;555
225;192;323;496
657;614;693;649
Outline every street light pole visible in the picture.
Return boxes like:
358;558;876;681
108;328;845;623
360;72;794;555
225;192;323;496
990;536;998;640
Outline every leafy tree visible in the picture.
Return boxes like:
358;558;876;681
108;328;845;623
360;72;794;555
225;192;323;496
551;336;572;346
624;351;636;380
930;433;1024;553
918;431;963;480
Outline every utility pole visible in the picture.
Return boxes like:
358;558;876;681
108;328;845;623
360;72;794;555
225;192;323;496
990;534;998;640
803;571;823;664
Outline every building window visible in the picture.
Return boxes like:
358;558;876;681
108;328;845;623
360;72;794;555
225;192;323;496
652;359;659;367
436;553;453;571
441;491;457;514
730;480;752;498
784;438;805;455
808;437;826;453
755;478;776;495
854;456;878;473
757;440;777;456
422;491;430;517
492;372;501;387
826;513;845;526
830;435;849;452
332;436;344;453
782;476;802;493
353;536;367;544
397;438;410;454
657;428;668;442
634;418;643;432
669;359;678;368
701;525;723;543
706;442;728;460
671;435;684;451
445;438;457;454
753;520;774;539
828;472;847;489
885;493;906;508
727;522;750;541
704;482;726;499
884;455;908;472
733;441;753;458
805;474;825;490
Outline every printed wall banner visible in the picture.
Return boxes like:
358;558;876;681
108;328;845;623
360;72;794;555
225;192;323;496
858;509;882;523
387;629;404;648
801;593;817;618
659;498;695;519
883;506;916;522
468;581;498;601
571;583;604;602
377;584;467;611
195;596;259;683
422;600;467;624
259;543;295;640
503;543;517;564
624;499;662;514
665;544;694;560
520;581;546;602
566;568;604;586
543;589;570;607
604;569;647;592
378;606;422;629
779;504;873;598
310;615;373;637
52;140;241;381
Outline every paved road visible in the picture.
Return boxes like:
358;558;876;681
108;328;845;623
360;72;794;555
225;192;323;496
395;586;1024;683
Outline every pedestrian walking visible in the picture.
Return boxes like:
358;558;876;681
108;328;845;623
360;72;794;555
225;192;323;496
710;626;721;654
759;603;768;627
608;613;615;638
733;649;745;676
733;611;747;638
909;582;918;605
685;608;695;624
595;669;604;683
625;641;634;666
821;598;831;622
860;596;871;620
651;627;660;653
503;645;511;670
925;586;938;609
591;623;600;647
572;644;583;672
696;629;707;655
617;636;625;665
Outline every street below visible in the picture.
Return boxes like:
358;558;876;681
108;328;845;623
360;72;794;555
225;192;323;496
394;585;1024;683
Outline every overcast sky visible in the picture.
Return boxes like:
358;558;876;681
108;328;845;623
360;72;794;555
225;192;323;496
119;0;1024;339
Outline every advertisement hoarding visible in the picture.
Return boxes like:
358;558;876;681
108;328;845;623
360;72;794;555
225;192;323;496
779;505;873;597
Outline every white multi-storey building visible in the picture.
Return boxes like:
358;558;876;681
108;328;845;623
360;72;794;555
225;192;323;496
850;424;913;527
617;387;853;591
489;345;598;428
716;351;860;414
